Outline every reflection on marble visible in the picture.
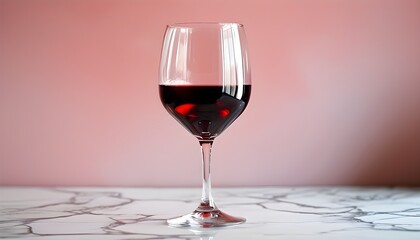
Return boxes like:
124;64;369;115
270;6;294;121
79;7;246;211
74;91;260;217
1;187;419;239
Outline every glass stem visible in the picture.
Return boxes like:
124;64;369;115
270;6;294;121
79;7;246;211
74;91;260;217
199;140;217;210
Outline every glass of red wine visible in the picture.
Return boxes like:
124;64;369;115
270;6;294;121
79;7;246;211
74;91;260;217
159;23;251;228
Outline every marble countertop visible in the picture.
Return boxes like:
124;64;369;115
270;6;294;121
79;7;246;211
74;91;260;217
1;187;420;239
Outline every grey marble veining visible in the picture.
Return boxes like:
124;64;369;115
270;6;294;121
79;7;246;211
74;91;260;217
0;187;419;239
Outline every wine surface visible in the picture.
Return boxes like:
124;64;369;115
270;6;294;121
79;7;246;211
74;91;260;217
160;85;251;140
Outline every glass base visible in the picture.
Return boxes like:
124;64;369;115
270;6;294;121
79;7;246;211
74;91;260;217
167;206;245;228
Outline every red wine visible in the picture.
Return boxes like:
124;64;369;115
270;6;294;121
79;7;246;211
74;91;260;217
160;85;251;140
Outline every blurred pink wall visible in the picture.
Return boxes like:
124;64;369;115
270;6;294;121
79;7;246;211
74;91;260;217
1;0;420;187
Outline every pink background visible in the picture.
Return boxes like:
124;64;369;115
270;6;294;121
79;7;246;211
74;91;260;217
1;0;420;187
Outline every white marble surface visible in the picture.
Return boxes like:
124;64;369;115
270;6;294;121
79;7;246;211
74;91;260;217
1;187;420;239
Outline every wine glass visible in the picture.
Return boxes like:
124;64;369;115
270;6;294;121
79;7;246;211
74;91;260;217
159;22;251;228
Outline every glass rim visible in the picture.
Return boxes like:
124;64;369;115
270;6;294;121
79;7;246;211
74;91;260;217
167;22;244;28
